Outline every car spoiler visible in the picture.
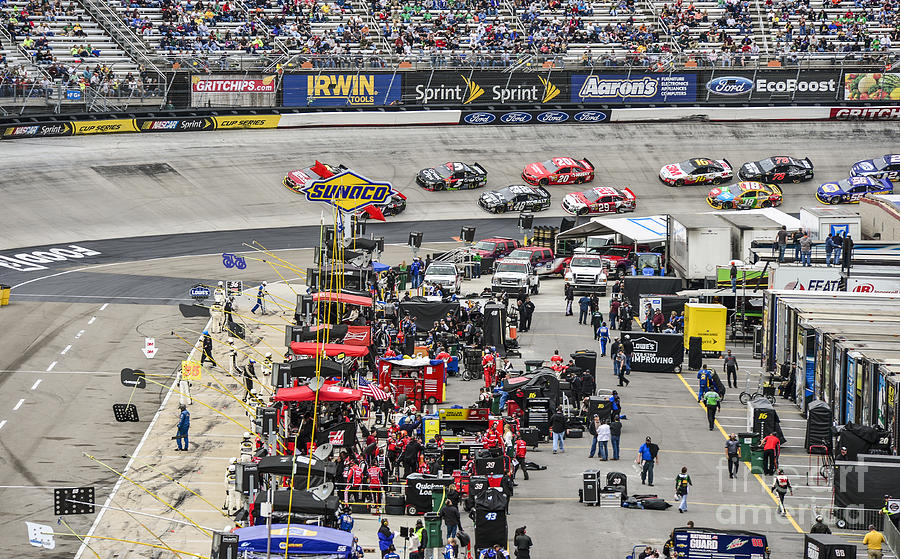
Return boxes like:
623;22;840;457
802;157;813;167
770;184;782;195
622;187;636;199
582;157;594;170
723;159;732;169
537;185;551;197
472;162;487;175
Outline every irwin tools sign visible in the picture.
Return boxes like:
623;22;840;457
622;332;684;373
283;73;402;107
406;71;565;105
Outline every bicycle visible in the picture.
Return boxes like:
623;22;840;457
739;374;775;405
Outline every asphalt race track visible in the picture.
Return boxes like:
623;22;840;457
1;121;899;558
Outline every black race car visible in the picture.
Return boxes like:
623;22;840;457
738;156;814;183
477;184;551;214
354;192;407;220
416;162;487;191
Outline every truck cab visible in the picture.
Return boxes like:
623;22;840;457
423;262;462;294
564;254;608;295
492;258;540;295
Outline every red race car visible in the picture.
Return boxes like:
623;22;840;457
522;157;594;186
561;186;636;215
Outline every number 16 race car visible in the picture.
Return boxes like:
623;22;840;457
659;158;733;186
522;157;594;186
561;186;637;215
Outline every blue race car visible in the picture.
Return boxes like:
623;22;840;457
816;176;893;204
850;154;900;182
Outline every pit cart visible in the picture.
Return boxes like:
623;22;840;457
377;357;446;408
404;473;456;515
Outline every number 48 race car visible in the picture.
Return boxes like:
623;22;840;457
561;186;636;215
478;184;551;213
659;158;733;186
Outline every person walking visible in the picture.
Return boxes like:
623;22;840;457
723;350;739;388
725;433;741;479
609;416;622;460
591;308;604;339
514;526;533;559
550;406;566;454
250;281;268;314
622;335;634;371
521;296;535;332
800;232;813;267
810;515;831;534
863;525;885;559
697;364;711;402
675;466;692;513
609;297;620;330
175;404;190;451
615;350;630;387
513;435;529;481
578;295;591;325
588;414;601;458
772;468;793;516
440;499;461;539
730;262;738;293
200;330;216;367
762;432;781;475
776;226;788;263
564;283;574;316
704;389;721;431
597;420;611;461
598;322;610;356
638;436;659;486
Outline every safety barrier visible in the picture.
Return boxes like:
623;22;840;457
885;513;900;557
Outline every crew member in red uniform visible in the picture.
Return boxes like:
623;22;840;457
367;463;384;505
482;428;500;449
513;436;529;481
482;349;496;389
550;350;563;365
345;461;364;504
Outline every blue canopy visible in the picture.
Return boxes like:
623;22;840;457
234;524;353;557
372;261;390;272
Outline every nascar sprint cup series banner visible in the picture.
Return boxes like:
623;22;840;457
621;332;684;373
282;73;402;107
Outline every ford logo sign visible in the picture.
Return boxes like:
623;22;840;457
573;111;608;122
463;112;496;124
537;111;569;123
706;76;754;96
500;112;532;124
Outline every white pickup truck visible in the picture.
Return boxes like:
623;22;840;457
491;258;540;295
564;254;608;295
424;262;462;294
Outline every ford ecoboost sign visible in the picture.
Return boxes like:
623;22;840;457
706;76;754;96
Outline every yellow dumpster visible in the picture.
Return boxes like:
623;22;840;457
683;303;727;354
0;285;10;306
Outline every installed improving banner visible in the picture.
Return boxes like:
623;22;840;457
622;332;684;373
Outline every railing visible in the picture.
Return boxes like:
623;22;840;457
76;0;166;80
885;513;900;557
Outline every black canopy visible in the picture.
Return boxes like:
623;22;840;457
253;489;340;516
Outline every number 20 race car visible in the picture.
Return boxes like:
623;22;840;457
816;176;894;204
521;157;594;186
561;186;637;215
659;158;733;186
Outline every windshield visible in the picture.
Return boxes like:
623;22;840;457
759;159;776;172
636;254;661;269
599;247;630;258
570;257;603;268
434;165;453;178
508;249;534;260
541;160;560;173
427;265;456;276
580;190;602;203
874;156;888;170
679;160;698;173
496;263;527;274
473;241;496;252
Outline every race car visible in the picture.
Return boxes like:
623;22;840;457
659;158;733;186
561;186;636;215
816;176;894;204
706;181;783;210
358;191;407;218
738;156;814;183
521;157;594;186
477;184;551;214
283;161;347;194
416;162;487;191
850;154;900;182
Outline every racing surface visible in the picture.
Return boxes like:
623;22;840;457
0;122;899;558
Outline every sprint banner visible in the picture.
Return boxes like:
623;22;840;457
405;71;566;106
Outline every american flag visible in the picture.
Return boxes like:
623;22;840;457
358;375;389;401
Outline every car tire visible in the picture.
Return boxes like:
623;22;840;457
761;201;771;208
792;178;802;184
577;207;589;216
433;183;444;191
497;206;506;214
830;197;841;204
712;177;722;185
723;202;733;209
616;206;626;213
675;179;684;187
539;179;549;186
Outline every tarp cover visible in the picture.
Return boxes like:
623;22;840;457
274;384;362;403
834;461;900;511
622;277;684;309
290;342;369;357
289;359;346;379
235;524;352;556
252;491;341;516
398;301;460;331
312;292;373;307
256;455;337;478
805;400;833;451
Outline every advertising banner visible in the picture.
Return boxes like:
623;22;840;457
700;70;840;102
830;106;900;120
844;72;900;101
460;108;610;125
621;332;684;373
73;119;139;135
570;73;696;103
210;115;280;129
136;117;214;132
405;71;566;105
770;265;841;291
673;529;768;559
190;74;277;107
846;276;900;294
283;73;402;107
1;122;74;139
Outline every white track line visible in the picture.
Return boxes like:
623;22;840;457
0;420;6;430
0;370;115;375
45;362;57;372
75;330;84;339
73;316;211;559
99;303;108;311
87;316;96;325
60;345;72;355
30;379;42;390
12;399;24;411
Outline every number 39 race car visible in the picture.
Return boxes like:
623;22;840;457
659;158;733;186
561;186;637;215
521;157;594;186
738;156;814;183
706;181;782;210
416;162;487;191
816;176;894;204
478;184;552;213
283;161;406;220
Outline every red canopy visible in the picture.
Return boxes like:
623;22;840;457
290;342;369;357
274;384;362;403
312;292;373;307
